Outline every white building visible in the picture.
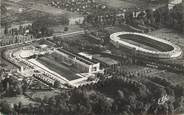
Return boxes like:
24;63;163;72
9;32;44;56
65;12;84;25
69;16;84;25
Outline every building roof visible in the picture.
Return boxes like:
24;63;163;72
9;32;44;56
93;55;118;66
58;49;98;65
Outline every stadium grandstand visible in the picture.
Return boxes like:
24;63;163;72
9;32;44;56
110;32;182;59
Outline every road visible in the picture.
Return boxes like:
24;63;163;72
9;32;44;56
0;30;84;49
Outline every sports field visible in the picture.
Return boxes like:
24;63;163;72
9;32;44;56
120;37;159;51
37;54;81;81
119;33;174;52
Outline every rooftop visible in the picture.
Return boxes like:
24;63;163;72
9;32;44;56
57;48;99;65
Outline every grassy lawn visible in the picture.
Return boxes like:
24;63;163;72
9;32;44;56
105;25;137;34
153;72;184;86
118;65;149;73
51;25;83;36
0;95;36;105
37;54;81;81
26;90;59;100
119;37;160;51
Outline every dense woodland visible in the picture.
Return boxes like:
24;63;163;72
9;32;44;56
1;72;184;115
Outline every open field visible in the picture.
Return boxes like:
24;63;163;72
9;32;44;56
96;0;146;9
37;54;81;81
50;25;83;35
0;95;36;105
96;0;167;10
7;0;23;2
105;25;139;34
26;90;59;100
153;71;184;85
30;3;76;16
118;64;184;86
1;0;81;27
118;65;150;73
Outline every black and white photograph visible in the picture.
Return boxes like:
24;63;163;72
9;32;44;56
0;0;184;115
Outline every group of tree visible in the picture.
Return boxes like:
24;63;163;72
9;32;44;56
31;17;54;38
1;73;184;115
4;24;32;35
3;14;70;38
31;15;70;38
0;76;23;97
0;4;7;16
167;4;184;32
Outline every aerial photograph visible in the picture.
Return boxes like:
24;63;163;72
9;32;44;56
0;0;184;115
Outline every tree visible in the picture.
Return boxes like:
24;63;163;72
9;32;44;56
31;16;54;38
121;111;129;115
18;102;22;111
117;90;125;99
1;4;7;15
39;102;46;114
48;97;56;106
154;87;167;99
4;24;8;35
22;78;28;93
90;92;113;114
54;80;60;88
43;96;49;104
27;103;34;113
64;27;69;32
99;96;113;113
0;101;13;114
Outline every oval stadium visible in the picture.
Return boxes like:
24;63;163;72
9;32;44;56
110;32;182;59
